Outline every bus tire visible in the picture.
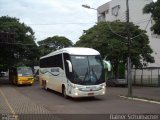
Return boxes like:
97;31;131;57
62;86;68;99
43;80;48;90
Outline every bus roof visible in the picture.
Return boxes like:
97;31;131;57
40;47;100;59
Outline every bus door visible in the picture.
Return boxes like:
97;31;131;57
63;53;72;94
50;67;63;92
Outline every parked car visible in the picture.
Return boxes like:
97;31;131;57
106;78;127;87
0;71;7;77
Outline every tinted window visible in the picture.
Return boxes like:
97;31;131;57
70;55;105;85
17;67;33;76
40;54;63;69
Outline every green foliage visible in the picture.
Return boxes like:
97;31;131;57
118;62;125;78
143;0;160;34
38;35;73;56
0;16;40;69
75;22;154;78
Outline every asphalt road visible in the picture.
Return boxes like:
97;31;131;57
0;77;160;120
22;84;160;113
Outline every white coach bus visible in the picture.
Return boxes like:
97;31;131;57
39;47;111;98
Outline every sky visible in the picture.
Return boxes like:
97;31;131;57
0;0;157;44
0;0;111;44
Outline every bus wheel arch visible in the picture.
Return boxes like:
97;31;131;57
43;80;48;90
62;84;68;99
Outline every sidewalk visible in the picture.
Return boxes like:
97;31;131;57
0;77;63;119
107;86;160;102
0;85;51;114
0;77;51;114
132;86;160;101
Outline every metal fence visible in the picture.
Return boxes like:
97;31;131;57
131;68;160;87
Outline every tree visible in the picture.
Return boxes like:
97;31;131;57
38;35;73;56
75;22;154;78
0;16;40;69
143;0;160;34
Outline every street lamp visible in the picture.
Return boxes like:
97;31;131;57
82;2;132;97
82;4;98;22
82;4;97;10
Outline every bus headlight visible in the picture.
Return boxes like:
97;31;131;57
102;85;105;89
100;85;105;89
75;87;79;90
75;92;78;96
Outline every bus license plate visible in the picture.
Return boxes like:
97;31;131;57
88;93;94;96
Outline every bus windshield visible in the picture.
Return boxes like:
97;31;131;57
17;67;33;76
71;55;105;85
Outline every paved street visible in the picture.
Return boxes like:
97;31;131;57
0;77;160;119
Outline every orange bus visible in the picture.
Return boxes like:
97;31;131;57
9;66;34;85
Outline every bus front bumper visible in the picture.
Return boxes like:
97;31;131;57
70;87;106;98
17;80;34;85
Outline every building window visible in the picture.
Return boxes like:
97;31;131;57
98;11;106;22
106;9;109;14
112;5;120;16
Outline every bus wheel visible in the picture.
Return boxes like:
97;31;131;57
62;86;68;99
43;81;48;90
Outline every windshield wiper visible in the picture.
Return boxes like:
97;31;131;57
91;68;98;82
83;68;90;82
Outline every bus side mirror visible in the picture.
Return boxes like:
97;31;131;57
40;68;47;74
103;60;111;71
66;60;73;72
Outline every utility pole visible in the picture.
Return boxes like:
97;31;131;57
126;0;132;97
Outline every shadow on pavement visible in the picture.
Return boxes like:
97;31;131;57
44;88;103;102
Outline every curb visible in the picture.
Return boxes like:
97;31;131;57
119;95;160;105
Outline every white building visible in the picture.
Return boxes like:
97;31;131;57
97;0;160;85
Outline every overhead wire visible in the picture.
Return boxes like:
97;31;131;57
106;21;126;39
131;17;152;40
0;22;95;26
134;19;151;25
0;15;153;45
0;42;35;46
105;16;152;40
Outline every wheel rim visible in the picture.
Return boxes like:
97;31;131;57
43;81;47;89
63;87;67;98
